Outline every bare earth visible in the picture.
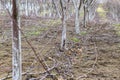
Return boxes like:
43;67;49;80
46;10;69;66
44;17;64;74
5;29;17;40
0;16;120;80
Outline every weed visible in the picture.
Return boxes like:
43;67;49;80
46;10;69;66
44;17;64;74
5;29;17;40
97;6;106;18
113;24;120;36
71;37;80;42
79;31;87;35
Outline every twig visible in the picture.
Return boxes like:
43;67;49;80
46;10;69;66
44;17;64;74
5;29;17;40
0;61;58;80
39;73;48;80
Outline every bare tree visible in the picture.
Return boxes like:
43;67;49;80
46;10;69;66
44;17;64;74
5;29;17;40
105;0;120;22
72;0;84;34
60;0;67;51
83;0;97;27
12;0;21;80
25;0;28;16
87;0;97;22
52;0;61;18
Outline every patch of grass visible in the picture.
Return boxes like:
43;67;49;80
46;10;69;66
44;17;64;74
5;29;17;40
71;37;80;42
40;11;50;16
0;43;2;47
25;27;48;37
113;23;120;36
28;31;40;36
44;19;61;26
38;27;48;31
0;11;6;16
97;6;106;18
79;31;87;35
113;24;120;27
80;10;84;17
97;7;105;13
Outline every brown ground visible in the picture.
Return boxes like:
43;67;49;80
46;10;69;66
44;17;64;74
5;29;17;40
0;15;120;80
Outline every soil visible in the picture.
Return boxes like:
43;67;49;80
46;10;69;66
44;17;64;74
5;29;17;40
0;15;120;80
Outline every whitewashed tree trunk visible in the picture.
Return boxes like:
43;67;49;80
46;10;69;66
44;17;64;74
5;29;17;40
61;16;67;50
34;2;40;16
86;0;95;22
31;3;34;15
25;0;28;16
33;2;36;16
83;0;97;24
60;0;67;50
88;4;96;21
0;1;1;12
5;1;12;15
29;3;32;16
52;0;61;18
42;1;46;17
12;0;21;80
48;1;52;17
75;7;80;34
72;0;80;34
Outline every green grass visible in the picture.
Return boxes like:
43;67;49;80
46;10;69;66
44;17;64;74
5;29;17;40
79;31;87;35
113;24;120;27
40;11;50;16
113;24;120;36
25;27;48;37
28;31;41;36
46;19;61;26
71;37;80;42
39;19;61;27
97;7;105;13
97;6;106;18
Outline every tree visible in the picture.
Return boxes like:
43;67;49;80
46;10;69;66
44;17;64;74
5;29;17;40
87;0;97;22
52;0;61;18
105;0;120;22
83;0;97;27
25;0;28;16
72;0;83;34
60;0;67;50
12;0;21;80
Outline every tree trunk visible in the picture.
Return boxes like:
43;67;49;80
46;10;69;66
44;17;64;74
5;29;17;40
75;8;80;34
83;0;87;28
60;0;67;51
52;0;61;18
25;0;28;16
12;0;21;80
0;1;1;12
72;0;80;34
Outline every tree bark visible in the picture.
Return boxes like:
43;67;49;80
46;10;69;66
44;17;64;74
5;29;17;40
83;0;87;28
52;0;61;18
60;0;67;51
72;0;81;34
12;0;21;80
25;0;28;16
